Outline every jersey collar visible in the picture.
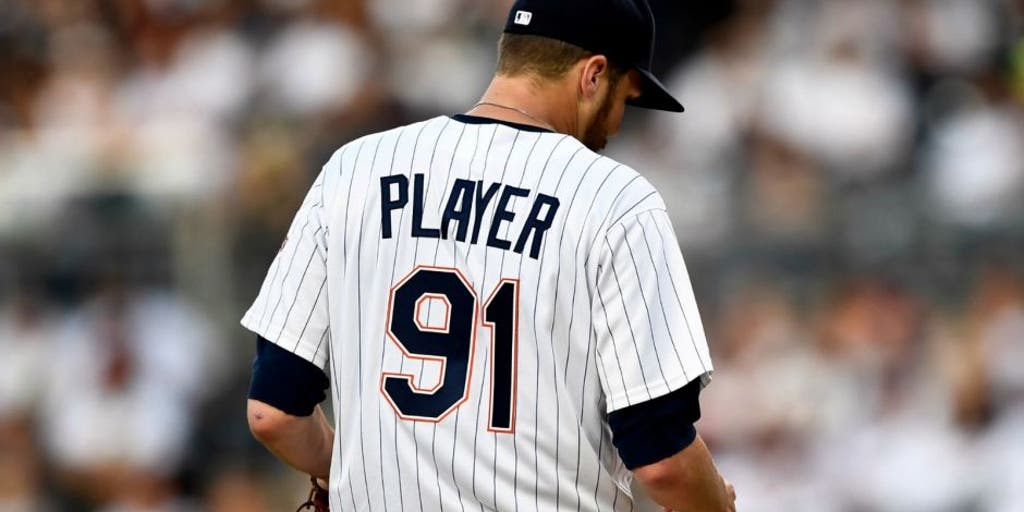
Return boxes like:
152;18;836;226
450;114;554;134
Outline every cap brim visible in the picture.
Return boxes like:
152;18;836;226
627;67;684;113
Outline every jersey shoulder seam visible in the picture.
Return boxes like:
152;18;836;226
597;207;669;252
606;207;668;233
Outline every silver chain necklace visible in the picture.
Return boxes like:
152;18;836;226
471;101;557;132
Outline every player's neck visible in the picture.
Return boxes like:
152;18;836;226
469;75;577;137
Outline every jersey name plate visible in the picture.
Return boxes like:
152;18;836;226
380;173;561;260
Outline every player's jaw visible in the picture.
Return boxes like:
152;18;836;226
581;70;642;152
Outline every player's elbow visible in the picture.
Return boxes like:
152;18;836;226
632;437;734;512
633;457;684;490
633;458;706;496
247;398;300;444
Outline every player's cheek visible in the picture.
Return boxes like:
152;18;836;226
609;101;627;136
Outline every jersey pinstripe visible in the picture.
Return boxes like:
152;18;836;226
241;115;714;511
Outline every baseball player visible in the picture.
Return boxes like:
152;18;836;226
244;0;735;510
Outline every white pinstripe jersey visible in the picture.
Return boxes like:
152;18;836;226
242;115;713;511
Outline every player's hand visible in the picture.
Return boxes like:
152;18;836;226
297;476;329;512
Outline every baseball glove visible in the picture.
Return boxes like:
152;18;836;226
296;477;329;512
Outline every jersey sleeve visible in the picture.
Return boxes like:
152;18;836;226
591;209;713;413
241;169;331;371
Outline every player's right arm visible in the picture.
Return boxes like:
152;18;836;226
606;377;734;512
590;204;735;512
633;434;735;512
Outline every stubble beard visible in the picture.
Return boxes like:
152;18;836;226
582;81;619;152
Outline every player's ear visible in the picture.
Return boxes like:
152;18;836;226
578;55;610;100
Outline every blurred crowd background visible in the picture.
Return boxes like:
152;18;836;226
0;0;1022;511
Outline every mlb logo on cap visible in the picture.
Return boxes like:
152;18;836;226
514;10;532;26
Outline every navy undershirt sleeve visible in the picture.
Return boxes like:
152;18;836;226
249;336;330;417
607;378;703;470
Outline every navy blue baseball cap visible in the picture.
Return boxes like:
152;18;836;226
503;0;684;112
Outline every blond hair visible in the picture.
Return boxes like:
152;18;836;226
496;33;626;82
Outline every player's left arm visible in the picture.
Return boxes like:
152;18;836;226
240;155;342;479
248;399;333;480
247;336;333;480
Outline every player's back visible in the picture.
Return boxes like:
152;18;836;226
247;114;713;511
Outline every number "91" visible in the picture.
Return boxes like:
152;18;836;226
380;266;518;433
